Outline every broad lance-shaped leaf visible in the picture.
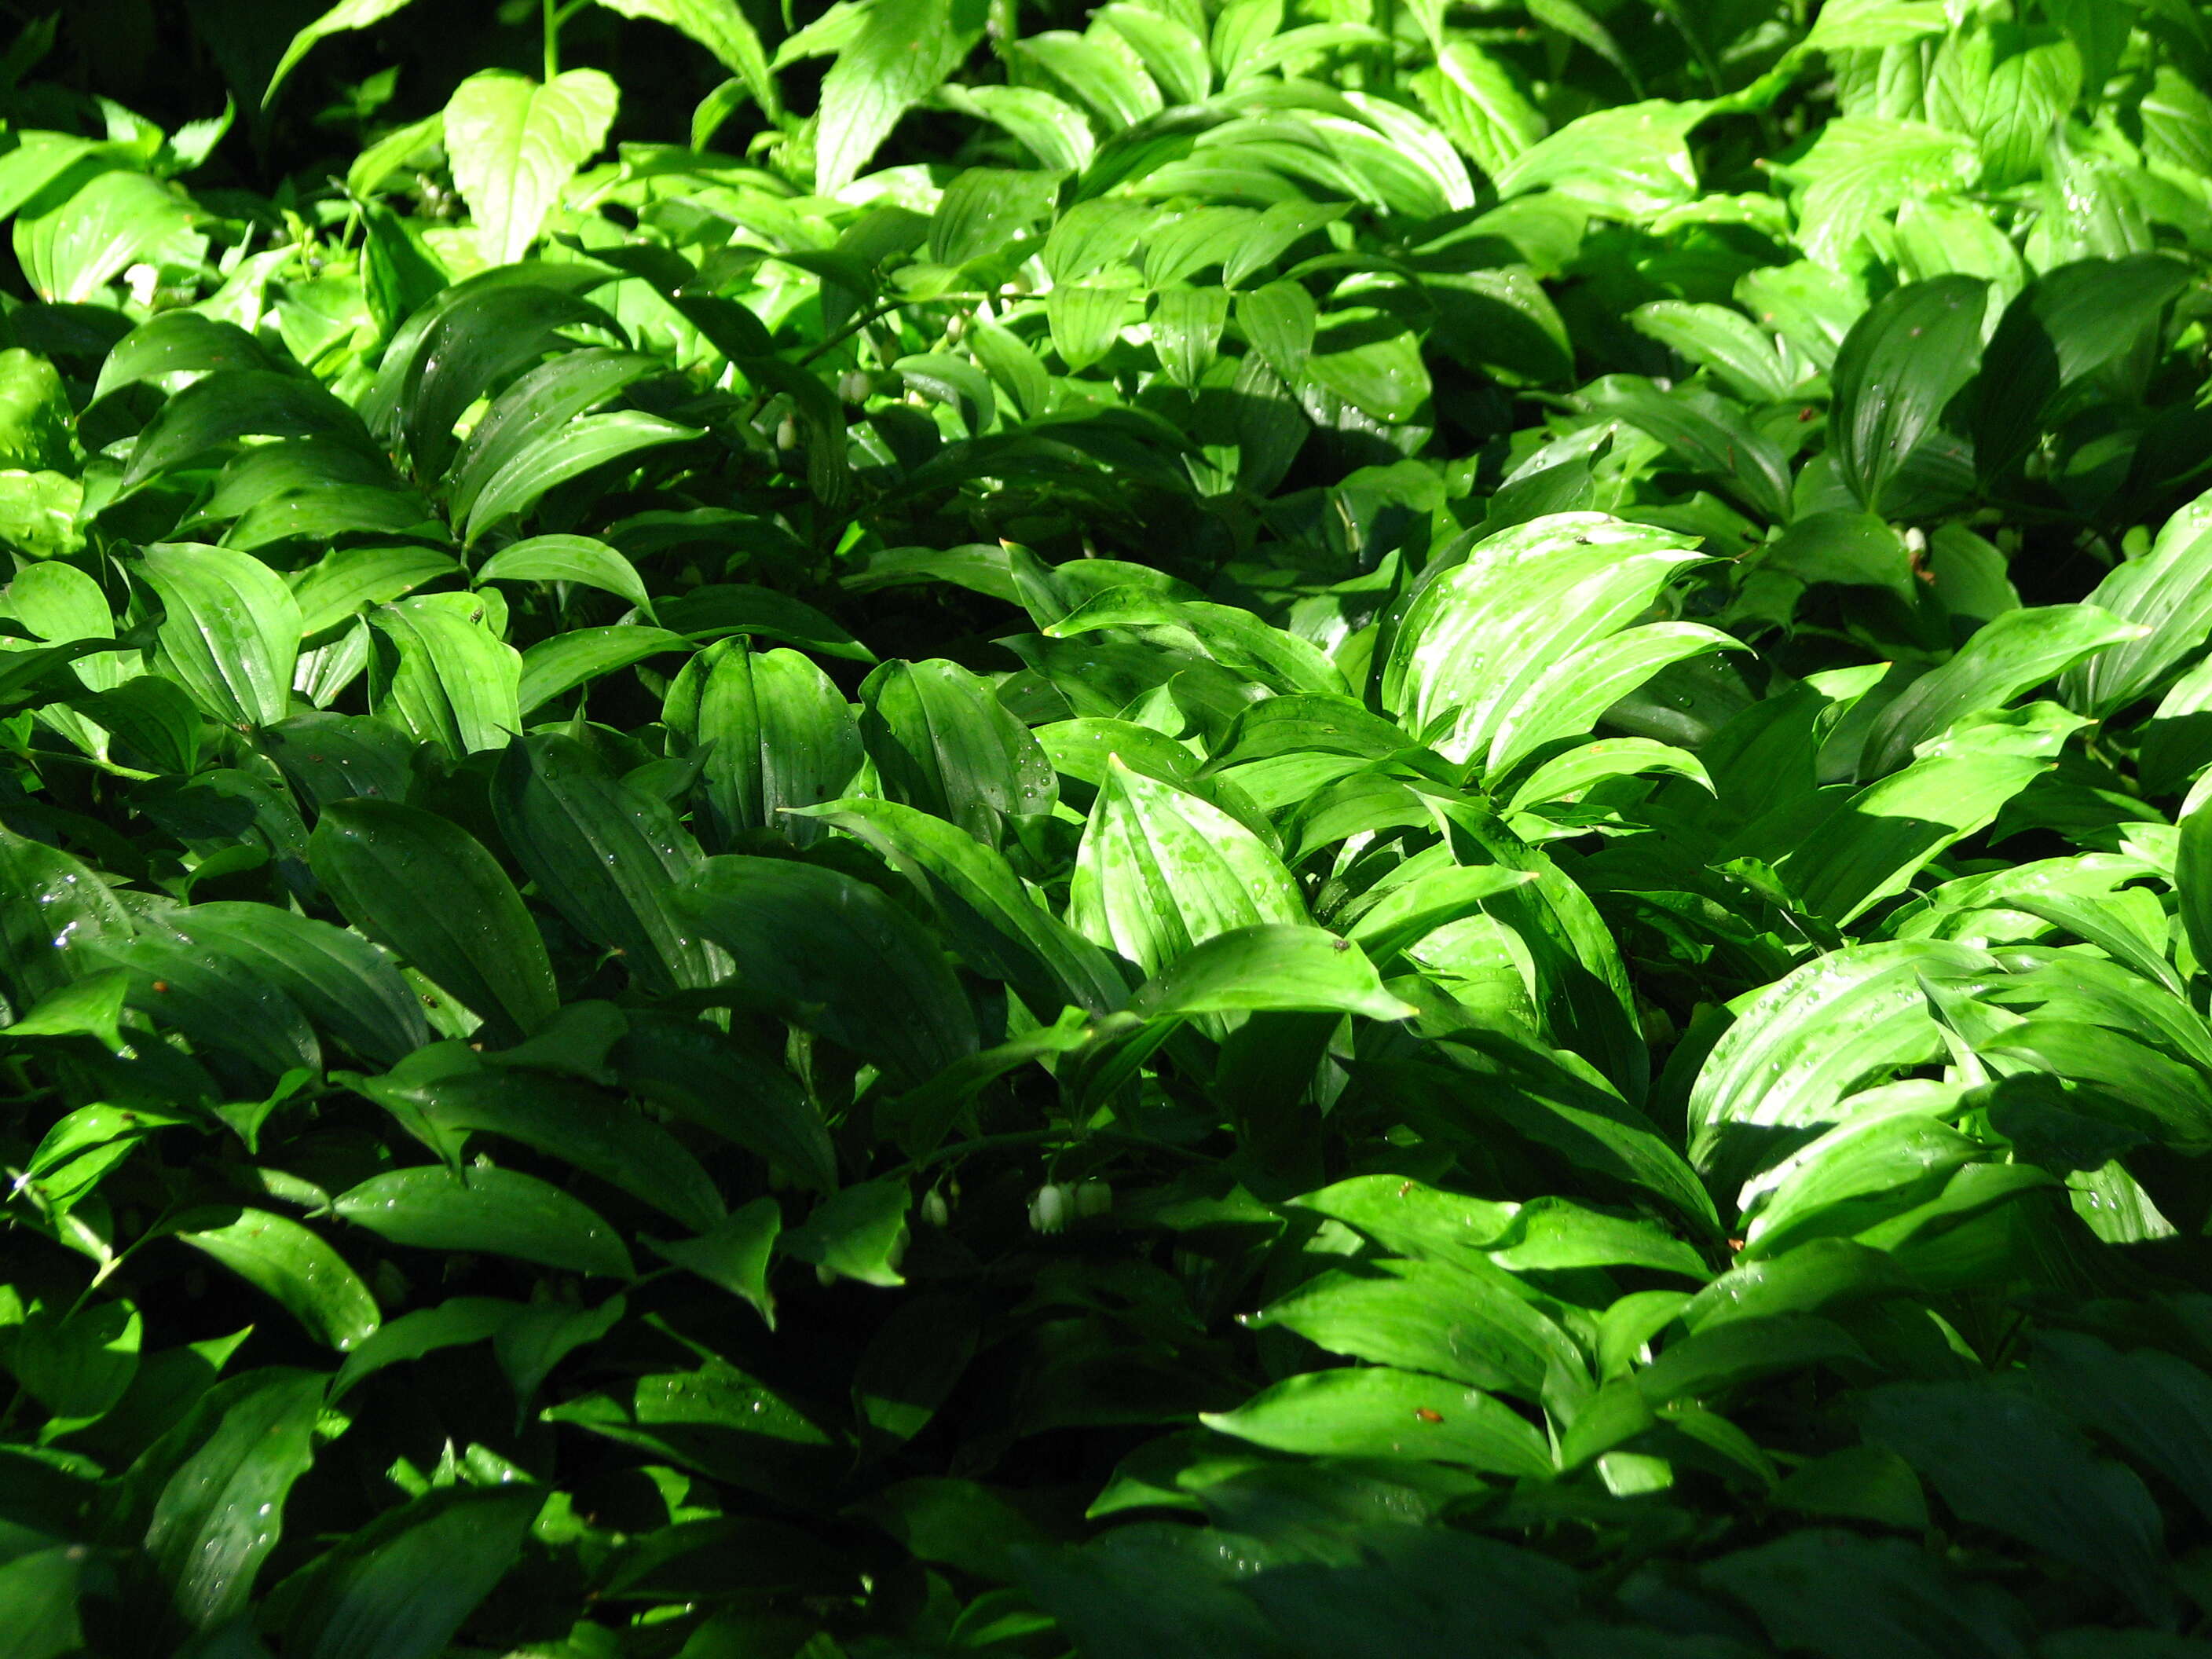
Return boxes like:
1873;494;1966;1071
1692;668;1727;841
1244;1256;1584;1398
1382;512;1734;775
1686;939;1996;1181
860;658;1057;846
1045;588;1349;697
271;1485;541;1659
815;0;986;194
128;1368;325;1633
140;544;302;730
335;1165;635;1277
2061;482;2212;716
1859;603;2144;777
1068;756;1305;979
673;855;980;1086
169;1207;382;1351
264;0;418;104
309;798;558;1045
1773;702;2086;923
1130;925;1416;1023
1201;1367;1554;1476
1828;274;1987;513
474;533;654;618
664;639;862;849
156;902;427;1067
797;797;1129;1016
368;594;522;757
493;733;724;994
363;1061;726;1236
595;0;780;119
444;68;618;265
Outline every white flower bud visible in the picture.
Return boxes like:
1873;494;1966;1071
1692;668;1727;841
921;1188;950;1228
1904;527;1927;555
1029;1183;1069;1234
1074;1178;1111;1219
837;369;873;405
776;413;799;451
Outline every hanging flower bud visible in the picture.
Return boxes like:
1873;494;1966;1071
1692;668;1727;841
837;368;873;405
776;412;800;451
921;1188;950;1228
1074;1178;1112;1219
1028;1183;1069;1234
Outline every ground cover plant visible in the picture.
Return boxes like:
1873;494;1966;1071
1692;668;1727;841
13;0;2212;1652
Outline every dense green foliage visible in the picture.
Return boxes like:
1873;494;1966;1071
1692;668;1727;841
12;0;2212;1653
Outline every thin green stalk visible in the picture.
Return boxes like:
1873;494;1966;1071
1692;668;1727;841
543;0;559;81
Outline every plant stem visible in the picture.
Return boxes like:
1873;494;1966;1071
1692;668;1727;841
543;0;559;82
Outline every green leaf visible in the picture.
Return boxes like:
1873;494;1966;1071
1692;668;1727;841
1245;1258;1582;1398
1828;275;1986;513
169;1207;381;1352
797;797;1129;1016
445;347;661;530
15;170;194;307
463;410;701;544
1704;1529;2026;1659
1069;756;1306;979
276;1484;541;1659
1862;1382;2174;1621
334;1165;634;1277
1308;308;1430;425
140;544;302;730
1131;924;1415;1022
1976;256;2191;479
166;903;428;1068
122;372;379;496
2032;1331;2212;1530
1382;512;1730;774
645;1196;780;1327
783;1178;910;1287
0;1542;90;1659
1859;605;2144;777
309;798;558;1045
328;1298;516;1403
474;533;654;619
674;855;979;1086
134;1368;325;1632
2060;485;2212;717
1412;42;1547;181
515;624;691;716
290;544;461;639
1688;940;1992;1179
0;825;130;1004
815;0;984;194
444;69;618;266
1201;1368;1554;1475
1494;99;1706;218
372;1062;724;1235
859;658;1057;846
594;0;779;121
2;1300;140;1426
492;733;720;994
1774;703;2085;922
655;584;875;661
1297;1174;1708;1278
1637;1313;1869;1403
263;0;418;105
1628;300;1796;402
665;641;862;848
